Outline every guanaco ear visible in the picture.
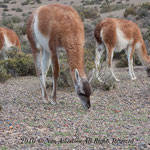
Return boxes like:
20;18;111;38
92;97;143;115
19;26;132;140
75;69;81;83
75;69;85;95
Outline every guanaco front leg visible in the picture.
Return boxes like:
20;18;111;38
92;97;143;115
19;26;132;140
107;48;120;81
50;44;59;104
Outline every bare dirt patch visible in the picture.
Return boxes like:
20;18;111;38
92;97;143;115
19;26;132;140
0;67;150;149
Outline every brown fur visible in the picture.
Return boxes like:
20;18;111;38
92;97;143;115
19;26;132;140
27;4;86;79
0;27;21;52
26;4;91;107
0;32;4;50
94;18;150;66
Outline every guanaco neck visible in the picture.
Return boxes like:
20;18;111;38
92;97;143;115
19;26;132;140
65;44;86;80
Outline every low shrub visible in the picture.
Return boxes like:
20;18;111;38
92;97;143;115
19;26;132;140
10;1;16;4
124;7;136;17
0;50;36;77
145;27;150;41
0;64;11;83
3;8;9;11
116;53;141;68
82;0;102;5
75;6;100;20
141;2;150;10
100;2;127;13
0;50;73;87
136;8;149;18
11;8;16;11
36;0;41;4
3;0;10;3
16;8;23;12
115;54;128;68
90;72;116;90
2;16;22;26
84;48;95;73
0;2;8;8
21;0;31;5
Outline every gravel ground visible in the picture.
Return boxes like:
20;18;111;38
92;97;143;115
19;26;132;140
0;67;150;150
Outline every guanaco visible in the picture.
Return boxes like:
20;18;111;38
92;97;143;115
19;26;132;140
26;4;92;109
94;18;150;81
0;27;21;59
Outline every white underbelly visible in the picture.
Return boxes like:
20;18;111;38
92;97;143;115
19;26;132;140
34;14;50;52
115;28;131;52
3;34;13;50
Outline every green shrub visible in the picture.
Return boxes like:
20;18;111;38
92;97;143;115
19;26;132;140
145;27;150;41
36;0;41;4
14;24;26;36
84;48;95;73
100;78;116;91
141;2;150;10
2;16;22;27
116;53;141;68
21;41;32;54
0;65;11;83
21;0;31;5
16;8;23;12
75;6;100;20
3;8;9;11
116;54;128;68
3;0;10;3
12;16;22;23
90;73;116;90
124;7;136;17
22;13;28;17
11;8;16;11
0;50;36;76
100;2;127;13
7;14;12;17
82;0;102;5
58;65;72;87
10;1;16;4
0;2;8;8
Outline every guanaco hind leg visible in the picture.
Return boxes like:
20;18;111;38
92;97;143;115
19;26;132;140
49;43;59;105
131;59;137;79
41;50;51;102
106;47;120;81
34;50;50;103
94;43;105;82
126;46;137;80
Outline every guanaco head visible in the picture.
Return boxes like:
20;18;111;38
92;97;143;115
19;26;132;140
146;66;150;77
74;69;92;109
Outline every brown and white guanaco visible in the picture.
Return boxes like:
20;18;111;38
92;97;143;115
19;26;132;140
94;18;150;81
0;27;21;59
26;4;92;109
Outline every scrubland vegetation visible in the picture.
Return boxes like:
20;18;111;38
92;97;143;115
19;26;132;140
0;1;150;149
1;1;150;87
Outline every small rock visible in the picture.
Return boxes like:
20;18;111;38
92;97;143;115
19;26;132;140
138;142;147;149
9;126;13;129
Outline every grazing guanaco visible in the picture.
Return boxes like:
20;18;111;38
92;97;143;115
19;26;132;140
0;27;21;59
26;4;92;109
94;18;150;81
